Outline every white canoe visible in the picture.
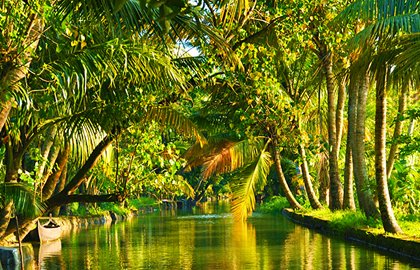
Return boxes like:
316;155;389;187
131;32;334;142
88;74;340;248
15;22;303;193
37;220;61;242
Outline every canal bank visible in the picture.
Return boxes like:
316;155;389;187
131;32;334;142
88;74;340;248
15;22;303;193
282;208;420;266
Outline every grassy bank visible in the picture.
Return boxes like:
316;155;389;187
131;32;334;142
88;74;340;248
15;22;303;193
256;196;419;240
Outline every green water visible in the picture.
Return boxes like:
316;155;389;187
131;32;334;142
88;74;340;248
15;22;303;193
36;202;419;269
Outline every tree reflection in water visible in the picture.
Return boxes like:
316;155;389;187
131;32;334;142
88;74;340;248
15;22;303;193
32;203;417;270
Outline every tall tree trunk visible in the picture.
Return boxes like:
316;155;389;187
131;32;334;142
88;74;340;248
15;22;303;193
316;77;329;205
386;83;408;179
336;76;346;155
42;145;70;200
352;70;379;218
298;144;322;209
375;68;402;234
343;74;357;210
272;139;303;210
318;152;329;205
323;52;343;210
343;146;356;210
407;117;416;166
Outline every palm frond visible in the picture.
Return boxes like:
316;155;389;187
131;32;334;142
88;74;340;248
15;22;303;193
217;0;253;26
143;107;207;147
42;39;185;98
231;148;272;221
335;0;419;25
65;118;107;167
0;183;46;218
337;0;419;50
200;138;266;180
172;13;243;69
177;175;195;199
353;14;419;49
171;55;208;79
56;0;147;33
394;33;420;71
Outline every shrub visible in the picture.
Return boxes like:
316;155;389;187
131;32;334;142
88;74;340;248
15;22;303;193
127;197;157;209
257;196;290;214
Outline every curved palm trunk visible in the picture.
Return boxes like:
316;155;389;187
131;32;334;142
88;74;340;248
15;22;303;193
386;83;408;179
37;127;57;180
352;70;378;218
52;134;114;197
407;117;416;166
375;69;402;234
52;164;68;216
298;144;322;209
16;219;38;242
1;13;45;184
42;145;70;200
272;139;302;210
39;144;60;196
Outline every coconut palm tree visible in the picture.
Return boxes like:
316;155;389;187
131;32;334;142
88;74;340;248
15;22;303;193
338;0;419;233
0;0;228;239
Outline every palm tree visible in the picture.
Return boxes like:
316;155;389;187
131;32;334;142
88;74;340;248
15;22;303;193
338;0;419;233
0;0;227;239
352;62;380;218
272;51;323;210
0;1;44;131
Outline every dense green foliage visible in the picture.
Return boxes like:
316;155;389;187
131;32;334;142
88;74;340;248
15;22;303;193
0;0;419;241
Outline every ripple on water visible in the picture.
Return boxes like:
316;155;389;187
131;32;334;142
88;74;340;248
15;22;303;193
176;213;232;220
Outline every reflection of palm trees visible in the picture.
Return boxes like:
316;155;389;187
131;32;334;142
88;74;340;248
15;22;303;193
42;212;414;269
280;225;357;270
345;245;356;270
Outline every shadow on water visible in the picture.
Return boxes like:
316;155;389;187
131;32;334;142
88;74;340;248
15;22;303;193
25;201;419;270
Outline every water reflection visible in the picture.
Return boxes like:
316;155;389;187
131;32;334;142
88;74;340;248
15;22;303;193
38;239;62;269
30;202;419;270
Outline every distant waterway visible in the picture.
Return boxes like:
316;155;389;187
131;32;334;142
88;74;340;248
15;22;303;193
34;202;419;269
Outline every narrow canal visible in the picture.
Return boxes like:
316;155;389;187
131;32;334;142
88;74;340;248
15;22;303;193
36;202;419;269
